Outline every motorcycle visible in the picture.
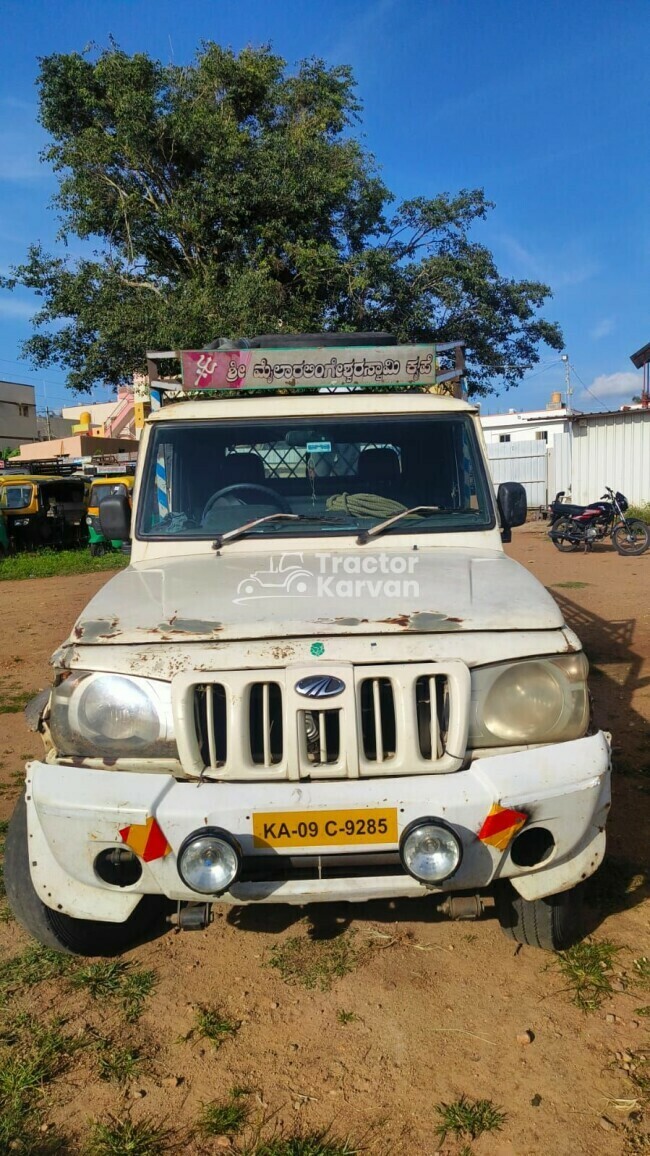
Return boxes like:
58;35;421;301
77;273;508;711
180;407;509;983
548;487;649;556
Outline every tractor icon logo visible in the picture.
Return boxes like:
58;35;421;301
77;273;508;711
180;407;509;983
235;553;314;602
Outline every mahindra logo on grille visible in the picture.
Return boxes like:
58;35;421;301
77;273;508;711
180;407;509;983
295;675;346;699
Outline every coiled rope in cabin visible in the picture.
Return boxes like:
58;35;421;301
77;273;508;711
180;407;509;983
326;493;419;520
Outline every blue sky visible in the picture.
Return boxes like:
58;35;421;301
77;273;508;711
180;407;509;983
0;0;648;415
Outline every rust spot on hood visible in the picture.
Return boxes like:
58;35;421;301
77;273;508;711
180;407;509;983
156;618;223;635
380;613;410;627
75;618;122;642
378;611;463;631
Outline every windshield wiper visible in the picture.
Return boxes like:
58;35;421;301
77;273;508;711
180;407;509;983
356;505;443;545
211;513;346;550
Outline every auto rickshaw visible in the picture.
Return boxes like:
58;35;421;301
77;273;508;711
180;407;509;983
0;509;9;557
0;474;89;551
86;474;135;555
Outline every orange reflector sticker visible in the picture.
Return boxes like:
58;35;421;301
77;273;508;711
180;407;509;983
477;804;527;851
119;816;171;862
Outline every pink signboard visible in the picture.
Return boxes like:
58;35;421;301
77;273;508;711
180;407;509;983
180;344;443;392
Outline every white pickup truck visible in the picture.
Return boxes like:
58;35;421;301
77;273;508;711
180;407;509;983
6;334;611;954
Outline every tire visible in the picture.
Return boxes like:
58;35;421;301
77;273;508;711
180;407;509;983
494;880;583;951
612;519;650;556
4;795;168;956
89;542;106;557
550;517;579;552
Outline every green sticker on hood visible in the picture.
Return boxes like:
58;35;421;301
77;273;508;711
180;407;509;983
310;641;325;656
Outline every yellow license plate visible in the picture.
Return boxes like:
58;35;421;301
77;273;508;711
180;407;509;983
252;808;398;849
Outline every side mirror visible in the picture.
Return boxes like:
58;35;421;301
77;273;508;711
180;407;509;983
99;494;131;542
497;482;527;543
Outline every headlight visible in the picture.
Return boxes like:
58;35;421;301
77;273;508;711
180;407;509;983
400;819;461;883
49;671;176;758
178;829;241;894
469;653;589;747
86;515;93;525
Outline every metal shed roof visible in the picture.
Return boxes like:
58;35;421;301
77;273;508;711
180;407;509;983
630;341;650;369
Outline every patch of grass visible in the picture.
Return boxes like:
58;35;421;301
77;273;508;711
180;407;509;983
554;939;621;1011
633;957;650;989
85;1115;179;1156
248;1133;360;1156
0;689;35;714
70;961;156;1022
121;969;157;1023
0;821;12;924
268;931;364;991
96;1039;142;1084
71;960;126;1000
198;1088;250;1137
552;580;590;589
0;548;129;582
635;1006;650;1017
0;944;75;999
193;1004;240;1050
0;1013;80;1153
434;1095;506;1142
337;1010;358;1025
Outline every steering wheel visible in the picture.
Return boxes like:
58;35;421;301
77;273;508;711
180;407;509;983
202;483;291;523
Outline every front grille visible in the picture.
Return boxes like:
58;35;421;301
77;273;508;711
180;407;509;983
415;674;450;760
194;683;227;769
249;682;283;766
359;677;396;763
300;709;341;766
176;661;469;781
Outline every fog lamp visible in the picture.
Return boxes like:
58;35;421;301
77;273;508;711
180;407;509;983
400;819;461;884
178;828;241;895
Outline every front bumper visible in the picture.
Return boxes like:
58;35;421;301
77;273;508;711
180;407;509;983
26;731;611;922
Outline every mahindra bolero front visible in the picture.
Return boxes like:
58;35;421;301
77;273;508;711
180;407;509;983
6;344;611;955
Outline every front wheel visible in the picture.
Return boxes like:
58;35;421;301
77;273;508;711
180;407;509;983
612;519;650;556
4;795;167;956
494;880;583;951
89;541;106;557
550;517;579;552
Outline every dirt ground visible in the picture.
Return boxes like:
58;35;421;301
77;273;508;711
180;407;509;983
0;525;648;1155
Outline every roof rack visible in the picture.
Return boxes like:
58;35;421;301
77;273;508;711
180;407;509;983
0;457;79;477
145;335;465;405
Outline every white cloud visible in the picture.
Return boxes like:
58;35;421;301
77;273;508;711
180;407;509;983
576;371;641;409
589;317;615;340
496;231;598;289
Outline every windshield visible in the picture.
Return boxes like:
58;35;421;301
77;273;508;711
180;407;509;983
91;482;128;505
0;484;34;510
137;414;494;540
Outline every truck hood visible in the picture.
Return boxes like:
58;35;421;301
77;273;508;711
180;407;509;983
69;547;564;645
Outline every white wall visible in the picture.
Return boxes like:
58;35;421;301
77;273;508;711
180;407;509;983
571;412;650;506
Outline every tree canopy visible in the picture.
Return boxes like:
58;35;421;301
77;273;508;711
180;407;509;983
3;42;563;394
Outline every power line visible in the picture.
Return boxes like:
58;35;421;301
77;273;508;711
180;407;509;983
568;364;610;411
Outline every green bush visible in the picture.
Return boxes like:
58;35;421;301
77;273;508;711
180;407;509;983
626;504;650;524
